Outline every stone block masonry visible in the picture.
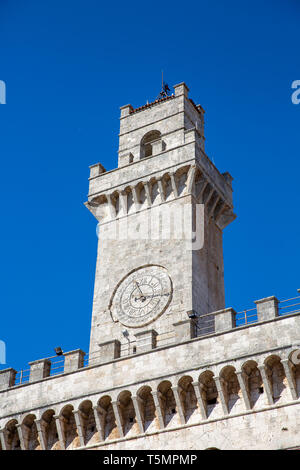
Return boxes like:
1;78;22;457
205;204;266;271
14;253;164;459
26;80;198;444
0;82;298;451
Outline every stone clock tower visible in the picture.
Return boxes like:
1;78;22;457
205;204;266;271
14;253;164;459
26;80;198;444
1;82;300;452
85;82;236;361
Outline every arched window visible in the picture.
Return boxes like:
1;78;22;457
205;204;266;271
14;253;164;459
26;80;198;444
140;130;162;159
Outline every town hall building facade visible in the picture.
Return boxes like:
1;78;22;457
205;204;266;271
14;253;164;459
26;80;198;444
0;83;300;450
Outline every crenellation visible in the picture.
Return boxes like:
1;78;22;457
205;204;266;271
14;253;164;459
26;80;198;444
120;104;133;118
28;359;51;383
255;296;279;321
0;368;16;391
64;350;85;374
215;308;236;332
1;82;299;450
89;162;106;178
1;322;300;448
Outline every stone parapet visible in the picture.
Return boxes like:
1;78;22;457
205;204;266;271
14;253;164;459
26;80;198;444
64;349;85;373
215;308;236;332
254;296;279;321
0;368;16;391
28;359;51;383
134;330;157;353
173;319;196;342
92;340;121;364
89;163;106;179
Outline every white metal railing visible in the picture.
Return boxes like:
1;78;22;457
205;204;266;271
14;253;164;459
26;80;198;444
279;295;300;316
11;292;300;385
235;307;258;326
15;355;65;386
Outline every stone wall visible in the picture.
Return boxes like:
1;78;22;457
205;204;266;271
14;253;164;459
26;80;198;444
1;311;300;450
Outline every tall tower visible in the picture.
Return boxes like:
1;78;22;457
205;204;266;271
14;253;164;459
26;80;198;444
86;83;236;360
1;82;300;452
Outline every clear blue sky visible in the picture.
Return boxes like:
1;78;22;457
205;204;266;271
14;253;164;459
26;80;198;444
0;0;299;372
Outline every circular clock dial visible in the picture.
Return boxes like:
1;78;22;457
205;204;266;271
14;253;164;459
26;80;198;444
111;266;172;328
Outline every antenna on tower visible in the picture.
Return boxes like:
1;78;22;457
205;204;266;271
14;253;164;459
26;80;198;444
157;70;171;99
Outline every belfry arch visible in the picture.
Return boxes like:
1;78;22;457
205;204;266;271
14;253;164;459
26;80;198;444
140;130;162;159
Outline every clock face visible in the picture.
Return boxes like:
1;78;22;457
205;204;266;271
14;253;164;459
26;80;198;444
111;266;172;328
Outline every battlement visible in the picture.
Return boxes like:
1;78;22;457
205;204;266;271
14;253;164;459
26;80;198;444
0;292;300;450
86;153;234;233
2;81;298;451
117;82;205;168
1;293;299;392
85;82;238;356
87;133;233;197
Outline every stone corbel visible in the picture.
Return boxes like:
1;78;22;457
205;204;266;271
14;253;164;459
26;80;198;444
132;396;144;434
216;208;236;230
235;370;252;410
157;178;166;203
92;405;106;441
106;193;117;219
171;386;186;425
213;200;227;223
213;376;229;415
73;410;86;448
151;391;165;429
203;186;215;206
208;194;220;218
192;381;207;420
186;165;197;195
53;415;66;450
143;181;152;206
34;418;48;450
130;185;141;211
258;365;274;405
84;200;99;220
196;177;208;203
282;359;298;401
119;190;128;215
111;400;124;438
16;423;26;450
0;428;9;450
169;172;178;199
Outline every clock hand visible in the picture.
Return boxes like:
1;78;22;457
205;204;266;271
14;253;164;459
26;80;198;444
134;281;143;294
141;293;170;299
134;282;146;301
